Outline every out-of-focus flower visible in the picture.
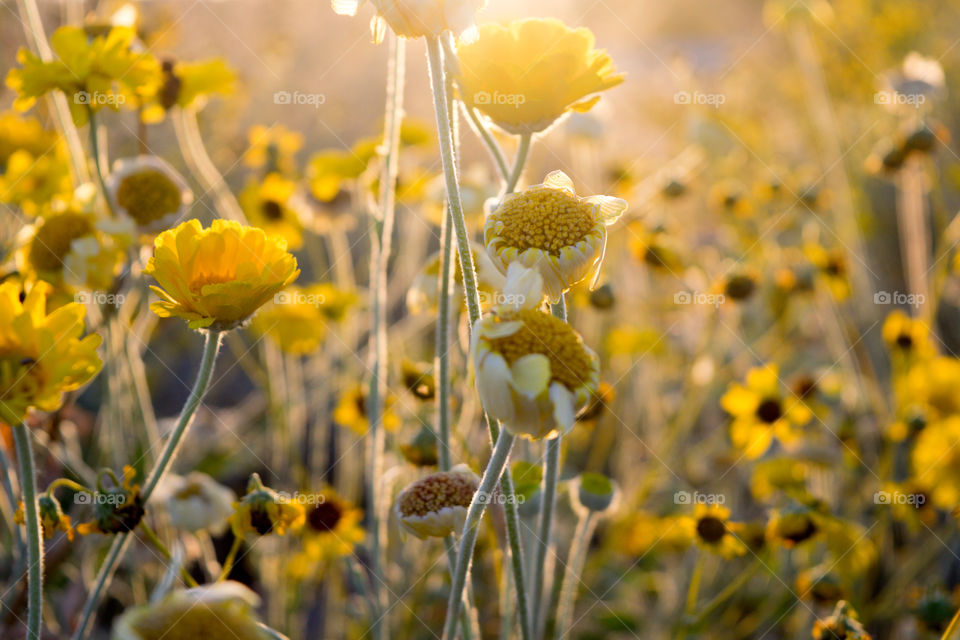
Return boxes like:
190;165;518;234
0;111;61;169
627;222;683;272
295;489;364;572
230;473;304;537
708;180;752;218
898;356;960;425
796;566;845;606
457;19;624;135
719;271;758;303
912;415;960;508
244;124;304;176
405;241;505;315
812;601;872;640
471;264;599;439
144;219;299;330
882;310;934;364
575;381;615;424
152;472;235;534
112;581;273;640
423;164;493;228
766;503;820;548
878;52;945;110
333;0;486;43
239;173;306;249
400;425;440;467
680;504;746;558
106;155;193;232
16;494;74;541
76;466;145;535
804;244;850;300
485;171;626;302
6;26;160;126
0;146;73;217
333;384;401;435
611;509;692;556
721;364;813;459
401;359;435;400
394;464;480;539
141;57;236;122
250;283;356;355
750;457;813;502
307;146;372;202
0;280;102;425
570;472;619;515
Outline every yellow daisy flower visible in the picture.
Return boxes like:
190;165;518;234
6;26;161;126
456;18;624;135
249;283;356;355
0;147;73;217
106;155;193;232
765;503;820;548
804;243;850;301
294;489;364;574
882;310;934;362
394;464;480;539
243;124;304;175
230;473;305;537
239;173;306;249
141;57;236;122
720;364;813;459
144;219;299;331
912;415;960;509
898;356;960;424
333;0;486;43
485;171;627;302
471;264;599;439
333;384;401;435
0;280;102;425
680;504;747;558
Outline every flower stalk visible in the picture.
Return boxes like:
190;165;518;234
14;423;43;640
554;511;598;638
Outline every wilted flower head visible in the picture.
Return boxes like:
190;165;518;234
230;473;304;537
144;219;300;330
471;264;599;439
16;493;74;541
457;18;624;135
112;581;273;640
76;466;145;536
152;472;235;534
485;171;626;302
394;464;481;539
333;0;487;43
106;155;193;232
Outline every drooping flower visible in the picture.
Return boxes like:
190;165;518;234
112;581;274;640
0;280;102;425
76;466;145;536
239;173;306;249
15;494;74;541
332;0;487;43
106;155;193;232
230;473;304;537
485;171;626;302
144;219;299;330
151;472;235;534
456;18;624;135
394;464;481;539
471;263;599;439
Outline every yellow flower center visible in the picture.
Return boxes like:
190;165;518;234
28;212;93;273
495;187;595;254
398;473;478;517
490;308;592;389
116;169;182;225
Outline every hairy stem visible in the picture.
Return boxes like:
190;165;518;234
14;423;43;640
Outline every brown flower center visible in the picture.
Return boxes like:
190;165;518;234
755;398;783;424
696;516;726;543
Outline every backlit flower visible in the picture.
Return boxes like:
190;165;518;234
456;18;624;135
76;466;145;536
152;472;235;534
333;0;486;43
141;57;236;122
485;171;626;302
0;280;102;425
882;310;934;363
106;155;193;232
239;173;305;249
250;283;356;355
144;219;299;330
471;263;599;439
406;241;505;315
244;124;304;175
16;494;74;541
394;464;481;539
333;384;401;435
812;601;872;640
680;504;747;558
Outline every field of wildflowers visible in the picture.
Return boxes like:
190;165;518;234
2;1;960;639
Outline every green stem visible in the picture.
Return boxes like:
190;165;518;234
444;536;478;640
72;330;222;640
442;430;515;640
14;423;43;640
86;107;114;216
138;521;198;587
218;535;244;582
554;512;597;638
504;133;532;196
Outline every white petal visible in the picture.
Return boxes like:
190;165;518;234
475;352;516;423
509;354;551;398
549;383;576;435
331;0;360;15
543;171;575;192
586;195;628;225
479;319;524;339
503;262;544;309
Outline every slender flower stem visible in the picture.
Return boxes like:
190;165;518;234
173;108;246;223
444;537;478;640
0;444;25;571
366;33;405;640
218;535;244;582
442;430;515;640
86;108;114;216
554;512;598;638
138;521;198;587
436;72;457;472
72;330;223;640
503;133;532;196
13;423;43;640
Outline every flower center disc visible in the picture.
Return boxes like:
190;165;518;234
28;212;93;272
490;308;592;390
307;501;343;532
755;398;783;424
398;474;477;517
494;187;595;254
696;516;727;543
116;169;182;225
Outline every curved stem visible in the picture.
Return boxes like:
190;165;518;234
14;423;43;640
71;330;222;640
442;430;515;640
173;108;246;223
503;133;532;196
138;521;198;587
86;108;114;216
554;513;597;638
218;535;244;582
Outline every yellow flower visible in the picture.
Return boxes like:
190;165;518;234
0;280;102;425
611;510;692;556
456;18;624;135
141;57;236;122
6;26;161;126
333;384;401;435
897;356;960;424
106;155;193;232
239;173;305;249
243;124;304;175
394;465;480;539
144;219;299;330
708;180;753;218
485;171;626;302
406;241;505;315
0;148;73;216
765;503;820;548
0;111;61;167
882;310;934;362
912;415;960;509
804;243;850;301
249;283;356;355
113;581;273;640
230;473;304;537
720;364;813;459
679;504;747;558
333;0;486;43
471;264;599;439
293;489;364;575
